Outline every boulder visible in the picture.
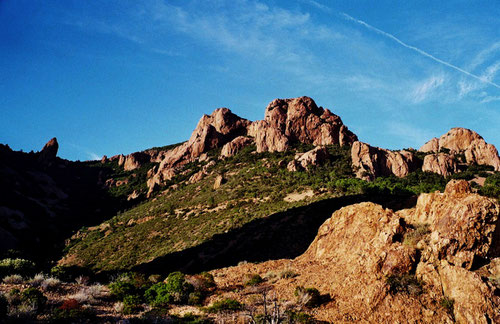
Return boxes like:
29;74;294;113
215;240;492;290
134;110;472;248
247;120;289;153
38;137;58;165
287;146;330;171
123;152;151;171
220;136;254;158
351;141;421;180
213;175;225;189
398;180;500;269
422;153;458;176
148;108;251;192
420;128;500;171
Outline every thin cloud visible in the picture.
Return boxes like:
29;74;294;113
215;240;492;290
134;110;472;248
468;41;500;71
411;75;445;103
458;61;500;98
480;95;500;104
341;13;500;90
300;0;332;13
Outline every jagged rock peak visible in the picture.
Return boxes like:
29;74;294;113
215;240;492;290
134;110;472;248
38;137;58;165
258;96;358;149
351;141;421;180
147;96;358;194
420;127;500;171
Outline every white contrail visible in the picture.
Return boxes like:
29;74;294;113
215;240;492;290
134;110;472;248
342;13;500;90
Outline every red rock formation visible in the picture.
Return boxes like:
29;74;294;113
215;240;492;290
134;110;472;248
220;136;254;158
351;141;421;180
287;146;330;171
249;97;357;152
38;137;58;165
420;128;500;171
422;153;458;177
123;152;151;171
148;97;357;194
212;180;500;322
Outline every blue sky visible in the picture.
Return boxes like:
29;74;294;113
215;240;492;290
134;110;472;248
1;0;499;161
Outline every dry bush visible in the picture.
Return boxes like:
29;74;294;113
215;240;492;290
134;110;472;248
3;274;24;284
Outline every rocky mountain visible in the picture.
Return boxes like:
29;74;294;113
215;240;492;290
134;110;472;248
1;96;499;322
351;127;499;180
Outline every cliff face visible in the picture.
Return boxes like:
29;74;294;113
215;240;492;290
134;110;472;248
211;180;500;323
351;141;421;180
420;128;500;171
146;96;357;195
352;127;500;180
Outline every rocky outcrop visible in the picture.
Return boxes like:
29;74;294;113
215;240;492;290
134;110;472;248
123;152;151;171
420;128;500;171
422;153;458;177
38;137;58;165
213;175;225;189
351;141;421;180
147;108;251;194
212;180;500;322
287;146;330;171
248;97;357;152
398;180;499;269
220;136;254;158
147;97;358;193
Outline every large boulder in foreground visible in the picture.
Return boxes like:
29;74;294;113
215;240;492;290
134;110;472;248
398;180;500;269
420;128;500;171
351;141;421;180
211;180;500;323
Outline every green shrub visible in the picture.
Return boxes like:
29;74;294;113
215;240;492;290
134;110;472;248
386;274;423;296
279;270;297;279
244;274;263;286
0;258;35;277
50;265;91;282
286;311;314;323
294;286;321;308
403;224;430;248
20;287;47;312
479;172;500;201
440;296;454;315
123;295;143;314
206;298;242;313
109;281;137;301
188;291;204;306
144;272;193;306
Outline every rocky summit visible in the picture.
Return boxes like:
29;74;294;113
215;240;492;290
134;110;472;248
1;96;499;323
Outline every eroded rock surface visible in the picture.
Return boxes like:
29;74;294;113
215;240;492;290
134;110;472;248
287;146;330;171
249;97;357;152
147;97;358;194
422;153;458;177
220;136;254;158
351;141;421;180
211;180;500;323
420;128;500;171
